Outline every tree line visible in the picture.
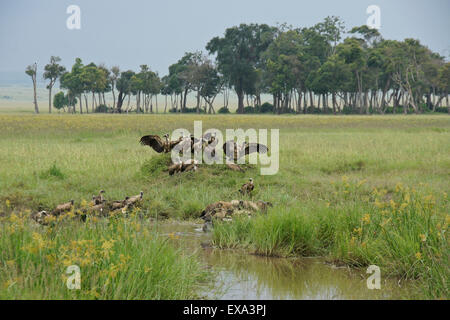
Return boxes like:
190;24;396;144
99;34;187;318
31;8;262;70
26;16;450;115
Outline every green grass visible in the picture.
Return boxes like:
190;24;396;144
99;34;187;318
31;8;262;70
0;113;449;299
212;179;449;299
0;213;208;299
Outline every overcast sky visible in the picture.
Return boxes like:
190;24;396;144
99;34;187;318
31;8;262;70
0;0;449;77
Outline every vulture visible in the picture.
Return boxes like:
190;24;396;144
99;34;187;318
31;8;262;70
223;140;268;161
88;200;107;215
168;162;183;175
51;200;74;216
168;160;199;175
226;163;244;172
239;200;272;213
139;133;183;153
181;160;198;173
200;201;235;222
126;191;143;205
31;210;49;225
92;190;105;205
239;178;254;195
187;132;218;156
107;197;130;211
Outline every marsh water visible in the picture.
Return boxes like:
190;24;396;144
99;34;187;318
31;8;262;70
156;222;412;300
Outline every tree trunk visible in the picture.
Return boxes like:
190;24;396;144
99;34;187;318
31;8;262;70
48;83;53;114
32;75;39;114
237;89;244;114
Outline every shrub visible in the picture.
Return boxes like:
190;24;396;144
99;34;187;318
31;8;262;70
243;106;256;114
259;102;274;113
94;104;111;113
218;107;230;114
435;106;449;113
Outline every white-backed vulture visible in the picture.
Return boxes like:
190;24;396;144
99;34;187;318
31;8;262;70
92;190;105;205
126;191;143;205
107;197;129;211
223;140;269;161
226;163;244;172
31;210;49;225
51;200;74;216
239;178;254;195
168;159;199;175
140;133;183;153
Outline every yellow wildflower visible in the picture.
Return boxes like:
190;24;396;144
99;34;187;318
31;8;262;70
415;252;422;260
362;214;370;224
389;199;396;210
419;234;427;242
9;213;19;223
399;203;408;210
357;179;367;187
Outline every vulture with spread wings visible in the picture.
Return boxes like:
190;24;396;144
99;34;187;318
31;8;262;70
223;140;269;161
139;133;183;153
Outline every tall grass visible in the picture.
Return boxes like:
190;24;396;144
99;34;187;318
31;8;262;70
0;212;207;299
212;179;449;299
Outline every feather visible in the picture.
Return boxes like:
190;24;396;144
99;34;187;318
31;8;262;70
139;135;165;153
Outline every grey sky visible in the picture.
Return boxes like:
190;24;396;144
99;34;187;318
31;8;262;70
0;0;449;78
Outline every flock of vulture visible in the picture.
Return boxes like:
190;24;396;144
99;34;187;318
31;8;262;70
30;132;272;229
139;133;272;228
139;132;269;173
31;190;144;225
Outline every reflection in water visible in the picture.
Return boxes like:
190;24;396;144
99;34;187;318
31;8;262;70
156;222;411;300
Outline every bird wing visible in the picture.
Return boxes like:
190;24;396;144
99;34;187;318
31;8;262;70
244;143;269;156
140;135;165;153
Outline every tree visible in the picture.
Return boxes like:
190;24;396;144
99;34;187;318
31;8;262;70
262;29;304;113
110;66;120;111
198;61;223;114
43;56;66;113
437;62;450;113
207;23;276;113
60;58;84;113
25;63;39;114
53;91;68;111
115;70;135;113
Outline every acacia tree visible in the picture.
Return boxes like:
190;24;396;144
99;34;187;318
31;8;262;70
25;63;39;114
115;70;135;113
43;56;66;113
60;58;84;113
198;61;222;114
110;66;120;111
207;23;276;113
